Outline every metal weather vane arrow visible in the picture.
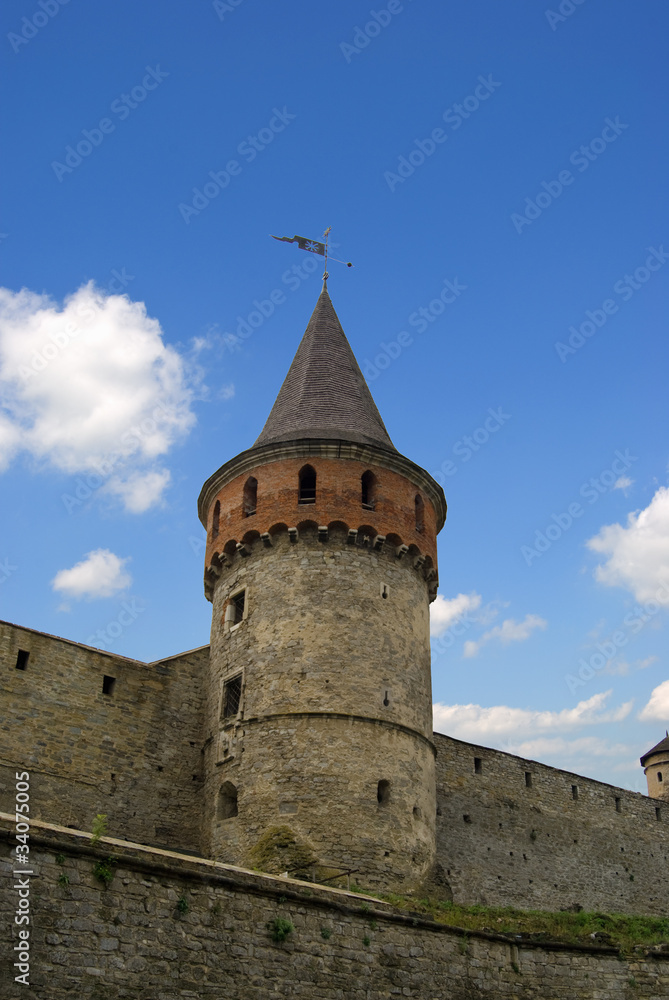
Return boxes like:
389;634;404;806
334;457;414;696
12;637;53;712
270;227;353;281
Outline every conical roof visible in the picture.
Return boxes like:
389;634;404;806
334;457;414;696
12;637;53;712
253;284;396;451
640;732;669;766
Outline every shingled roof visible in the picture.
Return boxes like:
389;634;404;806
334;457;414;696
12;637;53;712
253;283;396;451
640;732;669;766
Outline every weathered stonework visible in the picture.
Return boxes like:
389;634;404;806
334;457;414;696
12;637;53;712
204;520;438;888
2;817;668;1000
435;733;669;916
0;622;207;852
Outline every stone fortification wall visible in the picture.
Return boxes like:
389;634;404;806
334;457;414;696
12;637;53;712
434;733;669;916
204;523;436;887
0;622;207;853
1;817;667;1000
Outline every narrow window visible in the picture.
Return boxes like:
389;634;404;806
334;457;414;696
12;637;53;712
658;772;663;783
656;807;662;822
212;500;220;540
572;785;578;800
361;470;376;510
15;650;29;670
222;675;242;719
243;477;257;517
218;782;238;820
474;757;482;774
224;590;246;627
525;771;533;788
381;584;389;599
615;797;621;813
298;465;316;504
415;494;424;533
102;675;116;696
377;780;390;805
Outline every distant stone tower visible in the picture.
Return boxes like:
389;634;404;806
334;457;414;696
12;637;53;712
198;284;446;888
641;733;669;802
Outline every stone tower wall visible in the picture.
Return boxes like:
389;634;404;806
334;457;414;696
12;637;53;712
202;518;437;889
644;752;669;802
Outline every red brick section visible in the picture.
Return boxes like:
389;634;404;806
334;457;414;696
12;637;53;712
204;457;439;571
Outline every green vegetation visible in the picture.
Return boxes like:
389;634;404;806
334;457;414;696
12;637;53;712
176;897;189;914
55;853;65;865
320;926;332;940
92;857;117;887
57;873;70;887
247;826;317;879
269;917;294;942
363;935;371;946
90;813;108;846
373;892;669;955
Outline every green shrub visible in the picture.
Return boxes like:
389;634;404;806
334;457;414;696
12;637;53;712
270;917;294;942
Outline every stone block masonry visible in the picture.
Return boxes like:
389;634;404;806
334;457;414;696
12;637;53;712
1;816;667;999
435;733;669;916
0;621;207;852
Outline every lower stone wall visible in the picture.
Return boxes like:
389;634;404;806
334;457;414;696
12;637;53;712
1;816;667;1000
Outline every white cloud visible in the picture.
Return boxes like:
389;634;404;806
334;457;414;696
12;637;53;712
105;469;171;514
0;283;196;511
639;679;669;722
433;690;633;742
430;592;481;637
463;613;547;658
501;736;632;760
587;486;669;603
52;549;131;600
218;382;235;401
613;475;633;493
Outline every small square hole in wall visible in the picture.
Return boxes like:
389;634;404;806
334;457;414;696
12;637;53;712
474;757;482;774
102;675;116;696
15;650;29;670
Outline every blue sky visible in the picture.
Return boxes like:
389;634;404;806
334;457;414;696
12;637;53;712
1;0;667;791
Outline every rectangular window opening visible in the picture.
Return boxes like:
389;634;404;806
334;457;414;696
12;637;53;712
474;757;482;775
222;675;242;720
231;590;245;625
615;796;621;813
656;807;662;822
525;771;533;788
102;675;116;696
15;650;29;670
572;785;578;801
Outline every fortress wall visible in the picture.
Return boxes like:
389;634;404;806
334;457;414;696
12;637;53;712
0;622;208;852
434;733;669;916
1;818;667;1000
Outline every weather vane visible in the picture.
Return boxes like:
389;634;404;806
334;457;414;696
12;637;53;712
270;228;353;282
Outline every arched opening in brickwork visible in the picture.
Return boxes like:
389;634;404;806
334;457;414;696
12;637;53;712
243;476;257;517
212;500;220;539
414;494;424;533
298;465;316;504
377;780;390;805
268;522;288;537
361;470;377;510
218;782;238;820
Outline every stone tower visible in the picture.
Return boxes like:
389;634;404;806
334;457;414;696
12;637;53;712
641;732;669;802
197;284;446;888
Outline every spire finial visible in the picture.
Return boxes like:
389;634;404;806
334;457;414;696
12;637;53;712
322;226;331;284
